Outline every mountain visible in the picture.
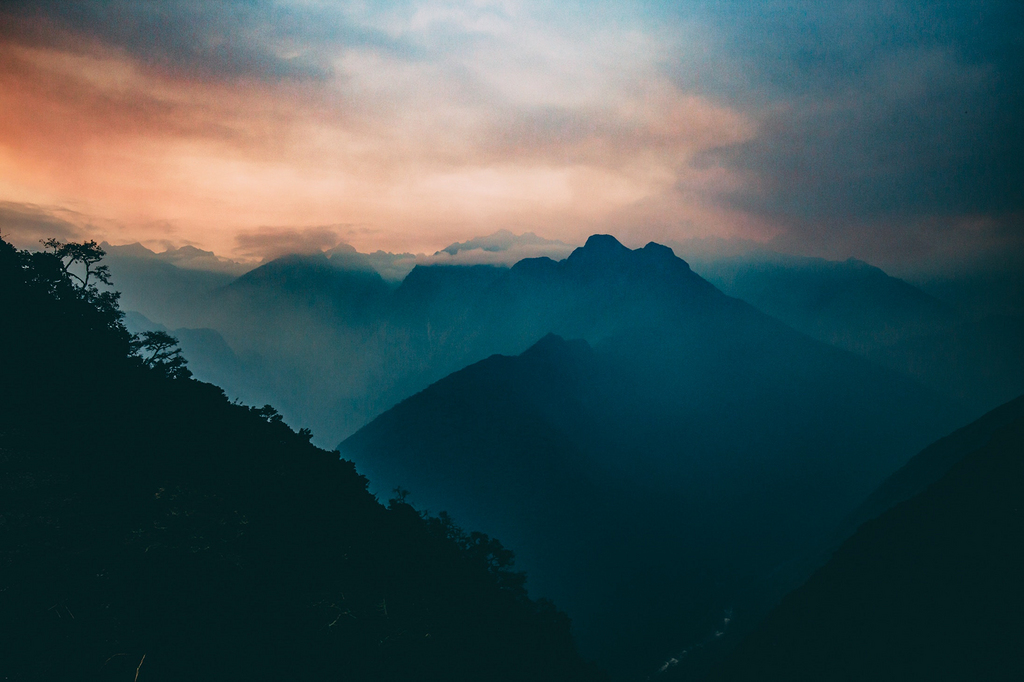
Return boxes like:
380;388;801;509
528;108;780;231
840;394;1024;534
101;241;251;275
707;395;1024;682
99;234;1017;449
658;393;1024;680
685;250;1023;415
101;245;239;330
198;252;400;440
687;252;952;354
0;236;602;681
341;238;955;677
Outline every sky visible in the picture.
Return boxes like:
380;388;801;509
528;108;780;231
0;0;1021;274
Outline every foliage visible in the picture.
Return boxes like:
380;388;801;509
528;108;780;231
0;237;602;681
133;330;192;379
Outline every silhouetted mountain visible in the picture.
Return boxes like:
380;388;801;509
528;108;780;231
226;251;388;311
0;237;602;681
707;396;1024;682
841;394;1024;534
340;234;955;677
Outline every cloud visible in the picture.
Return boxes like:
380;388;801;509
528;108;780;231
0;1;358;82
662;0;1024;265
419;228;575;266
0;201;84;246
706;46;1024;222
234;225;352;260
0;0;1020;272
0;4;757;258
438;229;569;255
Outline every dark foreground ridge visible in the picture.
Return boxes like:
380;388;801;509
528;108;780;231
0;237;604;681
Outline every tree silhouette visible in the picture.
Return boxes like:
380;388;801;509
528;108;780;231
40;237;112;289
137;330;192;380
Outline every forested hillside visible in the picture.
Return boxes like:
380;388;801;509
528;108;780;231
0;237;602;681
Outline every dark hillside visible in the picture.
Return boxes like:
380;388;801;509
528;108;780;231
840;394;1024;535
707;397;1024;682
0;238;601;681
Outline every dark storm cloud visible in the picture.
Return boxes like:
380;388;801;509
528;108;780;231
0;0;416;82
665;0;1024;249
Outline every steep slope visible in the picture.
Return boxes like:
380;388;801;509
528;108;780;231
123;311;254;399
659;393;1024;680
0;238;601;682
841;394;1024;533
708;397;1024;682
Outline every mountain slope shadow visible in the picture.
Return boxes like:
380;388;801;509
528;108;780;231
706;395;1024;682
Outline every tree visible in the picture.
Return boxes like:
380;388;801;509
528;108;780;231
36;238;123;326
40;238;112;289
136;330;192;380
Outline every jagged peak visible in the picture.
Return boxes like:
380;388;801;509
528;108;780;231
565;234;630;265
564;234;695;275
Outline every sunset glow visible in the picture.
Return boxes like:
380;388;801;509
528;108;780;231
1;1;1020;270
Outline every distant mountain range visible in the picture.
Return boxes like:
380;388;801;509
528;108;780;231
100;233;1021;447
688;250;1023;415
689;252;953;353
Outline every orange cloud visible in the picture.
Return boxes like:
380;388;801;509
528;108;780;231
0;18;764;257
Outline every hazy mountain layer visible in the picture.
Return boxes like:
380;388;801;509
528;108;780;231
688;251;1023;415
689;252;952;353
101;235;1017;447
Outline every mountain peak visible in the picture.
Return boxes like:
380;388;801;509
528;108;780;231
169;244;216;257
565;234;631;265
583;234;629;253
101;241;157;259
